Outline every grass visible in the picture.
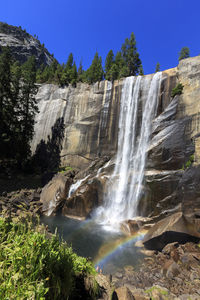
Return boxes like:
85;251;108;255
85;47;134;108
0;216;97;299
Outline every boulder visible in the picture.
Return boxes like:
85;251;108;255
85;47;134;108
114;286;135;300
143;212;200;251
40;172;74;216
62;177;103;218
120;217;153;235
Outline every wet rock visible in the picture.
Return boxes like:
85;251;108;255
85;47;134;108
120;217;153;235
62;177;103;218
143;212;200;251
40;172;74;216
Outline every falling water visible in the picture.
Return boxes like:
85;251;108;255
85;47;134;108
96;73;162;226
68;175;90;198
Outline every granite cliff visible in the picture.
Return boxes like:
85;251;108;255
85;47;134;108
0;22;54;66
32;56;200;222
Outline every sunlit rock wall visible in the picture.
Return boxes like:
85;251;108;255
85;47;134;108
32;80;122;169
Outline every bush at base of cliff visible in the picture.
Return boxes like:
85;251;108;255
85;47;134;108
0;217;97;299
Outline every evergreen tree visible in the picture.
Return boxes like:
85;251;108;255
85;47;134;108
17;56;38;163
109;63;119;81
0;49;38;166
86;52;104;83
139;65;144;75
179;47;190;61
108;51;125;81
105;50;114;80
48;59;58;82
71;62;77;87
55;64;65;86
77;61;83;82
66;53;73;69
63;53;74;85
121;32;142;76
0;47;13;157
155;62;160;72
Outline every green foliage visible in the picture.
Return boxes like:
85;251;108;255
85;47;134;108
182;154;194;170
155;62;160;72
0;217;96;300
171;83;184;97
105;50;114;80
35;32;142;85
0;48;38;166
85;51;104;84
77;60;84;82
121;32;142;76
59;165;73;173
179;47;190;61
139;65;144;75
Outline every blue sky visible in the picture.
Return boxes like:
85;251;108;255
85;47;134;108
1;0;200;74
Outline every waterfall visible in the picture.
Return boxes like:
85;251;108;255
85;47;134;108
95;72;161;226
68;175;90;198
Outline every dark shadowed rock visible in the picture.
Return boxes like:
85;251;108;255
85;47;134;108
143;212;200;251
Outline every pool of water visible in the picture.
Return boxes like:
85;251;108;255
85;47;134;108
41;215;145;274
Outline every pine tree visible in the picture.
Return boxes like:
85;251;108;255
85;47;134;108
77;61;83;82
179;47;190;61
71;62;77;87
63;53;74;85
105;50;114;80
55;64;65;86
86;52;104;84
139;65;144;75
121;32;142;76
17;56;38;162
155;62;160;72
0;47;14;157
66;53;73;69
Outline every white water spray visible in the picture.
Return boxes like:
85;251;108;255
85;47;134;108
96;73;162;226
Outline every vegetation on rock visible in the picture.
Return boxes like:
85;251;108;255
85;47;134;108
179;47;190;61
155;62;160;72
171;82;184;97
36;32;142;86
0;216;97;299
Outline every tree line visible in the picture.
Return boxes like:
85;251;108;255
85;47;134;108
0;47;38;168
0;30;191;171
36;32;143;86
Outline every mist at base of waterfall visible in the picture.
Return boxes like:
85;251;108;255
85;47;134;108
41;215;144;274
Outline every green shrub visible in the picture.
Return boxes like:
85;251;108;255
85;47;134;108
182;154;194;170
58;165;73;173
171;83;184;98
0;217;96;299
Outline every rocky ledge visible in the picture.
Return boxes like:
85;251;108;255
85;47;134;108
0;189;42;218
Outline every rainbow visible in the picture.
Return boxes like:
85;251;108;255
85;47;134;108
94;229;147;270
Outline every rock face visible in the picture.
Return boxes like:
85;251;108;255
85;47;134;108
0;22;54;66
32;56;200;219
40;172;75;216
32;80;120;170
143;212;200;251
